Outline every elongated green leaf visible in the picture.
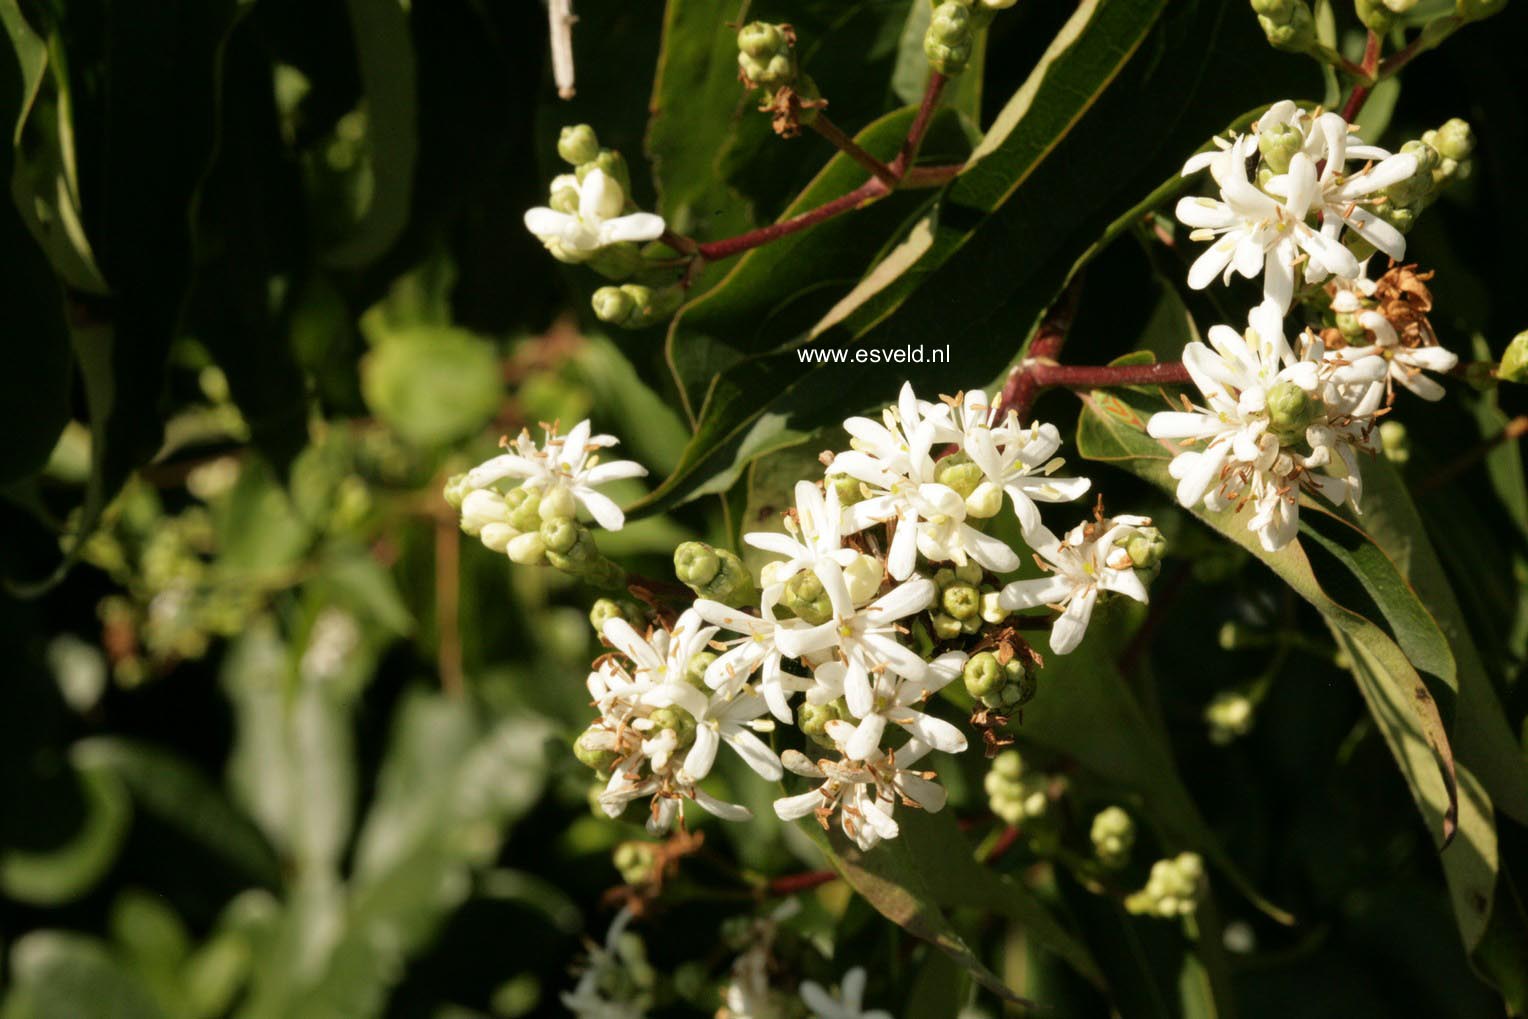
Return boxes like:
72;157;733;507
0;756;130;906
643;0;1317;511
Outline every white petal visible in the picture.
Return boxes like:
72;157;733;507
1048;585;1098;654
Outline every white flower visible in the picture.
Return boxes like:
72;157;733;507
811;651;968;761
999;516;1151;654
464;418;646;530
772;561;936;718
523;168;665;262
692;596;809;722
1342;307;1458;401
844;482;1021;580
560;906;651;1019
744;480;864;591
773;723;947;852
943;389;1092;535
643;682;783;783
799;967;893;1019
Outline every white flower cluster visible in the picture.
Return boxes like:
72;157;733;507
571;384;1161;850
1154;101;1460;552
524;167;665;263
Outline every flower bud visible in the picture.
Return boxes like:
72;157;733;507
558;124;600;166
843;553;884;605
540;485;578;522
980;590;1009;624
1433;118;1474;162
1499;331;1528;384
991;748;1024;780
1355;0;1394;32
592;286;637;325
442;473;471;510
574;725;618;772
737;21;787;59
1122;527;1167;570
1379;420;1410;463
549;177;581;215
924;2;974;74
737;23;797;88
1205;690;1255;745
613;841;657;885
1257;121;1303;174
782;569;833;625
590;598;628;633
459;489;505;536
586;241;646;281
1384;140;1439;206
943;581;981;620
935;453;983;498
649;706;697;749
1090;806;1135;869
799;700;845;747
1250;0;1316;50
1265;380;1322;440
685;651;716;689
507;532;547;565
576;149;631;194
675;541;753;604
546;527;600;572
479;522;519;553
829;474;864;507
930;613;963;640
505;486;543;532
539;516;581;554
963;652;1003;698
998;659;1037;708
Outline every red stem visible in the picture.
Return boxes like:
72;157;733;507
890;71;947;175
1340;30;1383;123
994;278;1084;425
695;179;889;260
1028;361;1192;389
811;114;898;187
766;869;839;896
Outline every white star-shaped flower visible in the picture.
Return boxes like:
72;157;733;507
464;418;646;530
999;516;1151;654
799;967;893;1019
523;168;665;263
810;651;968;761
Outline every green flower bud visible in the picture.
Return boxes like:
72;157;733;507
613;841;657;885
505;486;542;531
1384;140;1440;206
592;286;637;325
800;700;846;748
1499;331;1528;384
576;149;631;194
550;181;580;214
590;598;626;633
539;516;580;554
1122;527;1167;570
547;528;602;575
933;567;957;589
963;652;1004;698
1379;419;1410;463
829;474;864;507
685;651;716;689
1090;806;1136;869
586;241;646;281
1355;0;1395;32
1217;619;1253;650
924;2;974;74
1457;0;1508;22
943;582;981;620
558;124;600;166
1001;659;1037;707
954;560;983;585
479;522;519;554
1257;121;1303;174
648;706;697;749
1206;690;1255;745
1378;203;1417;235
675;541;754;604
930;613;963;640
540;486;577;521
442;473;471;510
737;21;787;59
1265;380;1322;440
1433;118;1475;162
843;554;884;605
1251;0;1316;50
935;453;983;498
990;748;1024;781
507;532;546;565
574;725;617;772
965;481;1004;519
782;569;834;625
1334;309;1365;339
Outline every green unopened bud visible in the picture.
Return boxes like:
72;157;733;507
965;481;1003;519
460;489;509;536
829;473;864;507
1090;806;1135;869
843;554;884;605
549;178;581;214
574;725;618;772
991;748;1024;780
443;473;471;509
924;2;973;74
955;561;983;585
586;241;645;281
675;541;753;604
539;516;580;554
1385;140;1440;206
592;286;637;325
980;590;1009;625
1206;690;1255;745
685;651;716;689
963;652;1003;698
1457;0;1508;22
576;150;631;195
1378;420;1410;463
738;21;788;59
590;599;627;633
613;841;657;885
943;582;980;620
782;569;833;625
558;125;600;166
479;522;519;553
930;613;963;640
1001;659;1037;708
1122;527;1167;570
1378;203;1417;235
505;486;542;531
1499;331;1528;384
1433;118;1475;162
507;532;546;565
540;486;577;521
648;706;697;748
1217;619;1254;650
936;453;983;498
1257;121;1303;174
1265;380;1321;439
1355;0;1395;32
1251;0;1316;50
546;526;600;573
799;700;845;747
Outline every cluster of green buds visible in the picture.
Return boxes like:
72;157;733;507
798;698;850;749
923;0;1015;76
1365;119;1475;248
447;475;624;587
962;649;1036;712
590;597;646;634
613;841;659;886
674;541;755;606
592;283;684;330
1354;0;1421;33
984;749;1052;826
1249;0;1316;53
1115;523;1167;577
736;22;823;133
1205;690;1256;745
1090;806;1136;869
1125;852;1206;919
931;562;1008;640
1500;331;1528;384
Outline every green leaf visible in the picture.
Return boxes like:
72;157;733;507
805;807;1102;1000
1074;390;1461;852
360;326;503;448
2;931;165;1019
0;752;130;906
642;0;1317;511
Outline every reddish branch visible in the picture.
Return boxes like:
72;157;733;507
890;71;948;176
766;869;839;896
695;178;889;260
1339;30;1383;123
811;115;898;186
993;278;1084;425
